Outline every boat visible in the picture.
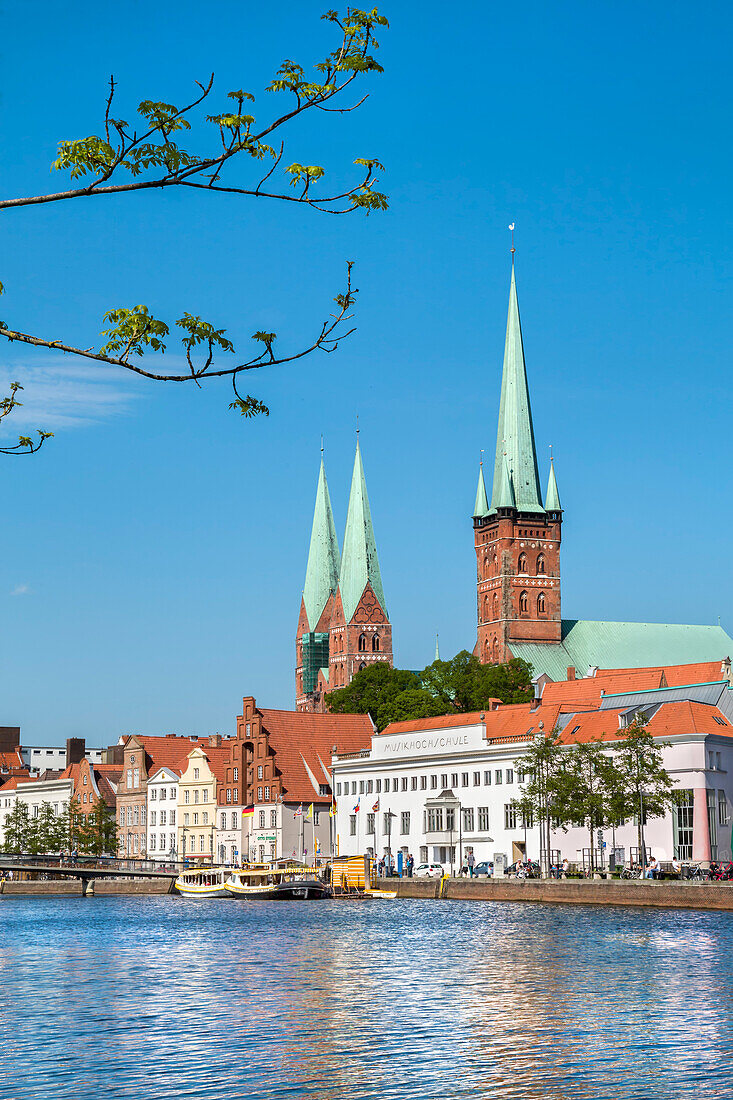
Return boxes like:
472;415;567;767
225;862;330;900
174;866;232;899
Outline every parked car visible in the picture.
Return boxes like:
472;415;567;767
472;861;493;877
506;860;541;878
413;862;444;878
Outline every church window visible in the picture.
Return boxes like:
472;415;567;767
359;663;366;671
492;637;499;660
518;553;527;573
358;633;367;652
519;591;529;615
537;553;546;574
537;592;546;615
483;594;489;621
372;634;380;652
493;591;499;615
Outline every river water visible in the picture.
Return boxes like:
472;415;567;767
0;897;731;1098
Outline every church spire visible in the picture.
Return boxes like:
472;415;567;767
339;440;387;623
473;463;489;518
489;264;545;514
302;456;340;630
546;456;562;512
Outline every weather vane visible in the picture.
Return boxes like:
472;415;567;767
509;222;515;256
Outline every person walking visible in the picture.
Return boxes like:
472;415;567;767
561;857;570;879
460;854;469;877
467;850;475;878
407;853;414;878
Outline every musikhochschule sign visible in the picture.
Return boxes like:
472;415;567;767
370;722;486;760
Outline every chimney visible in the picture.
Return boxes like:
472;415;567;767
567;667;576;681
0;727;21;753
487;698;502;711
208;734;222;747
66;737;85;766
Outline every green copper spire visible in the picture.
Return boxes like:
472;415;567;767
494;455;516;510
489;264;545;514
546;458;561;511
339;440;387;623
435;633;440;662
473;464;489;518
302;457;340;630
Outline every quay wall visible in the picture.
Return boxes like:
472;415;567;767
2;880;83;896
92;879;174;895
381;877;733;911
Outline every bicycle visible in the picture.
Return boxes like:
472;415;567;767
620;866;642;879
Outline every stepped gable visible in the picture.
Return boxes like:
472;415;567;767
259;708;372;804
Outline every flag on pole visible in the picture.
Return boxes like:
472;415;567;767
353;798;360;813
294;804;303;817
242;806;254;817
329;800;337;817
372;798;380;812
306;804;314;820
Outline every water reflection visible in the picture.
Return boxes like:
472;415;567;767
0;897;731;1099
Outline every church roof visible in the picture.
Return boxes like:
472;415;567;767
489;264;545;515
302;458;340;630
510;620;733;682
339;441;387;623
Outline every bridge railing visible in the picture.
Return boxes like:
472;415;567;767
0;854;188;875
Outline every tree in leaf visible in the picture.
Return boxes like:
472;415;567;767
513;727;568;876
0;7;389;451
77;799;119;857
327;663;441;732
421;651;533;711
1;801;31;853
559;740;618;873
611;717;676;870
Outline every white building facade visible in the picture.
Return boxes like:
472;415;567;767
332;683;733;871
146;766;179;862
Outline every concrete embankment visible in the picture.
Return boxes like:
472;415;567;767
91;879;174;895
2;880;84;896
380;877;733;911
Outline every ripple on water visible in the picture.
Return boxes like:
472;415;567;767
0;897;732;1099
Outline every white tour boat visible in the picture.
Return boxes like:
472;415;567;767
174;866;232;899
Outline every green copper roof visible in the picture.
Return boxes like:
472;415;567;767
489;265;545;515
339;441;387;623
473;465;489;517
495;455;517;510
546;459;561;511
435;633;440;662
510;620;733;682
302;458;340;630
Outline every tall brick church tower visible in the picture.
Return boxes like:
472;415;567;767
473;260;563;664
296;440;392;711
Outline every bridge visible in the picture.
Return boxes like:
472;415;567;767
0;855;179;889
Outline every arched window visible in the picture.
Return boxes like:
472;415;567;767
492;636;500;659
359;662;366;671
493;591;499;615
372;634;380;652
519;590;529;615
518;553;527;573
537;553;546;574
358;633;367;652
483;554;490;578
492;553;498;574
483;594;489;621
537;592;546;615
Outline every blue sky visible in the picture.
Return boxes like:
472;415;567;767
1;1;731;745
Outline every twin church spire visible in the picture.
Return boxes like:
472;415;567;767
296;440;392;711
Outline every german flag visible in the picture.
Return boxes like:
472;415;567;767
242;805;254;817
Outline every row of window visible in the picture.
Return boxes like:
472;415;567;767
337;769;517;798
148;833;176;852
183;812;209;826
481;552;547;580
119;806;147;826
481;590;547;621
350;805;527;837
183;789;208;804
149;787;177;801
149;809;176;826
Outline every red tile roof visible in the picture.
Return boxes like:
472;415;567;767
557;701;733;744
0;774;34;791
541;669;665;710
381;705;562;746
258;709;373;804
